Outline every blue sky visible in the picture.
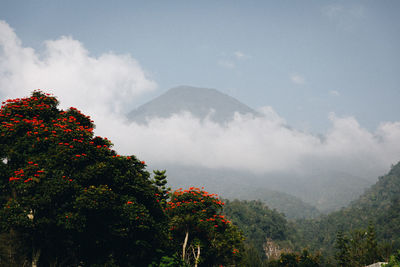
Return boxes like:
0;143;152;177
1;0;399;133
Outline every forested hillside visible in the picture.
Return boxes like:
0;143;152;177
223;200;325;266
223;200;290;255
293;162;400;259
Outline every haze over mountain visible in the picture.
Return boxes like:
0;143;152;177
127;86;377;214
128;85;260;124
153;163;321;219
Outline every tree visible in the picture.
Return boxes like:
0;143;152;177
335;230;351;267
0;91;167;266
384;250;400;267
152;170;170;209
334;224;383;267
241;243;266;267
364;222;382;265
298;249;320;267
164;187;244;266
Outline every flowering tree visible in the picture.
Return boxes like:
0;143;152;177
0;91;167;266
165;187;244;267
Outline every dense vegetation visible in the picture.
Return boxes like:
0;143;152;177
223;200;290;256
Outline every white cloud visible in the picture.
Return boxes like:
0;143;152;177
234;51;245;59
95;109;400;181
323;4;365;19
322;4;366;31
330;90;340;96
217;59;235;69
322;5;344;19
290;73;306;85
0;20;156;118
217;51;249;70
234;51;250;60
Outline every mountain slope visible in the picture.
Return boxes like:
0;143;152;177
295;161;400;254
128;85;259;123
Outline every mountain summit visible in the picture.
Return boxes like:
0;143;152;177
127;85;259;123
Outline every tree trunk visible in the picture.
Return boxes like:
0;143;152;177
182;230;189;262
31;248;40;267
193;244;201;267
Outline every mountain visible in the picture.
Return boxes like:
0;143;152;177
127;85;259;123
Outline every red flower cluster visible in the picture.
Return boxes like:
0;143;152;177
62;176;73;182
165;187;230;229
8;161;44;183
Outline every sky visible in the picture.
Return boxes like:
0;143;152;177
1;0;400;180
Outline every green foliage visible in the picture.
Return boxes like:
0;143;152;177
266;249;321;267
384;250;400;267
0;91;167;266
335;231;351;267
241;243;267;267
150;253;189;267
333;224;383;266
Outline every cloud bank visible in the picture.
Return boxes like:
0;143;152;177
0;20;156;118
101;110;400;180
1;20;399;181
